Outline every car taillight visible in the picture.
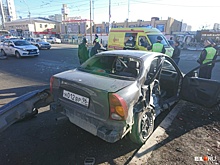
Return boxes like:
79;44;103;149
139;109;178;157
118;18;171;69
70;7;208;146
50;76;54;92
109;93;128;121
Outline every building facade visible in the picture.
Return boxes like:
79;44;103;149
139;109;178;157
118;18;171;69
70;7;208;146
0;0;16;22
94;17;182;35
48;14;62;23
60;17;92;44
4;17;60;38
6;0;16;21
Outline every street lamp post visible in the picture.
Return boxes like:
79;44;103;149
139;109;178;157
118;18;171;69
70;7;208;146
22;0;31;37
90;0;92;44
0;0;5;29
109;0;111;33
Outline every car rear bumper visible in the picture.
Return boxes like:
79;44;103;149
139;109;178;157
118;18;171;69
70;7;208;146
50;102;125;143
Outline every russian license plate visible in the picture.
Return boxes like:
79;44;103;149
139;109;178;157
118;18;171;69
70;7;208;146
63;90;89;107
29;52;36;54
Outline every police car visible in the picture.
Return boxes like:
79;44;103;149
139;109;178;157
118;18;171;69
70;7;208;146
0;39;39;58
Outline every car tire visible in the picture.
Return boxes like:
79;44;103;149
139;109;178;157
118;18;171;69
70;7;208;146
51;41;54;44
15;51;21;59
129;107;154;144
1;49;6;56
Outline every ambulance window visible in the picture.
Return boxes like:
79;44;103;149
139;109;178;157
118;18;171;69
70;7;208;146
147;35;169;47
138;36;149;47
125;33;137;42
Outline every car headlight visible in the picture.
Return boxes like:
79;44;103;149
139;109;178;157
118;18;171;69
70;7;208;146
22;48;26;51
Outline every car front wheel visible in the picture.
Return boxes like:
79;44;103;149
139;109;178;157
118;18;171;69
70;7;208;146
129;107;154;144
15;51;21;59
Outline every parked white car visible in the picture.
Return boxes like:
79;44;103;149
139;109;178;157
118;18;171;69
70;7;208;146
25;38;51;50
47;37;61;44
0;39;39;58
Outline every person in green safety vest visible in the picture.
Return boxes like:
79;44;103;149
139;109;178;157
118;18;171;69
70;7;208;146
197;39;217;79
147;36;166;54
94;34;100;43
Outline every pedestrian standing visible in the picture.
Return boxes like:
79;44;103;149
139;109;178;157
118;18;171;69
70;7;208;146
78;38;89;64
94;34;100;43
147;36;166;54
197;39;217;79
90;40;101;57
172;41;181;65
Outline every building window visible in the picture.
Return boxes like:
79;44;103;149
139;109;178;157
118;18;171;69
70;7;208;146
40;24;42;28
45;24;47;28
54;25;56;29
96;27;101;33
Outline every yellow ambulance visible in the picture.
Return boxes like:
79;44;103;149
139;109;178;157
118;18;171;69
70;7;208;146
107;27;174;57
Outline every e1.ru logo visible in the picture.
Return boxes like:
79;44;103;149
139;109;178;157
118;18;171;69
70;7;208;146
194;155;217;162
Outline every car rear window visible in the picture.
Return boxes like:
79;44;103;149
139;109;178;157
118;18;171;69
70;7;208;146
78;55;140;80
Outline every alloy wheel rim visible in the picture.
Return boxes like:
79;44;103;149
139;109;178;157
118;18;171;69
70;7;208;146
141;113;153;139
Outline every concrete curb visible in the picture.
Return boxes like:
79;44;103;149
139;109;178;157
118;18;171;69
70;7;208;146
128;100;187;165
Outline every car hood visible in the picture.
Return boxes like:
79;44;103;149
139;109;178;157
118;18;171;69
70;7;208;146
54;69;134;92
15;45;37;49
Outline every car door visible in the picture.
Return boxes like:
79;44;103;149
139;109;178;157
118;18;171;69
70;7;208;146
8;41;14;55
180;59;220;108
3;41;9;54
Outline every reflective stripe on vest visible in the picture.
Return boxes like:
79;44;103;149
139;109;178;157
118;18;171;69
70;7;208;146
152;43;163;52
203;47;216;65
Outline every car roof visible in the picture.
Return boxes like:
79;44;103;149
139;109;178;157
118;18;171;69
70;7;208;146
10;39;26;42
98;50;162;59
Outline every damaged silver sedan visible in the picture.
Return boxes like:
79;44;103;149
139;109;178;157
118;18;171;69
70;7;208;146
49;50;220;144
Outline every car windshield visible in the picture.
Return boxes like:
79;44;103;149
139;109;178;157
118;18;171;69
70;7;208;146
78;55;140;80
14;40;31;46
147;35;169;48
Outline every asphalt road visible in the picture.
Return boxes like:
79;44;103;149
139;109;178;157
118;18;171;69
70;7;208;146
0;45;219;165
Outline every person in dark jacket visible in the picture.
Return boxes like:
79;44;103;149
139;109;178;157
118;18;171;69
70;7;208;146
147;36;166;54
124;36;136;50
78;38;89;64
197;39;217;79
172;41;181;65
90;40;101;57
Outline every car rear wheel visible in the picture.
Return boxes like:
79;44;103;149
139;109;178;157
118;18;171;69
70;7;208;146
129;107;154;144
15;51;21;59
51;41;54;44
1;49;6;56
